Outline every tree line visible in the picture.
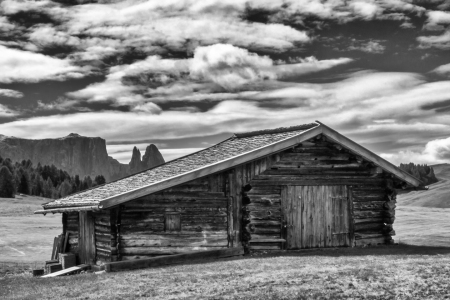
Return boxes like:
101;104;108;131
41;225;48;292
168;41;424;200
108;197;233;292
0;155;106;199
399;163;438;186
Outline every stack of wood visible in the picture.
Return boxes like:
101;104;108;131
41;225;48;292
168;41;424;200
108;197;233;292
45;232;70;274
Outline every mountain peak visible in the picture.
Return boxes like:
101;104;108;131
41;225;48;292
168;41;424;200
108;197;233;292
68;133;81;137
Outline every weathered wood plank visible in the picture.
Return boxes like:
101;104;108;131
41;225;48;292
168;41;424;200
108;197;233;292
41;264;90;278
120;237;228;247
280;153;351;161
121;216;164;224
119;231;227;238
250;245;282;250
119;246;229;255
250;178;385;186
353;210;384;219
123;202;227;208
262;168;372;176
355;237;388;246
353;201;386;210
249;239;285;243
272;161;362;168
106;247;244;272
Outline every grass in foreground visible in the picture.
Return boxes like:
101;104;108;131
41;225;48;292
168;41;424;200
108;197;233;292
1;245;450;300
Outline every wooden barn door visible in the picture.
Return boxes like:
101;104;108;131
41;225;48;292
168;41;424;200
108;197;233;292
79;211;96;264
281;185;352;249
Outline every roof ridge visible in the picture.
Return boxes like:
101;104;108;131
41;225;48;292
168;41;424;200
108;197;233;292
234;123;319;138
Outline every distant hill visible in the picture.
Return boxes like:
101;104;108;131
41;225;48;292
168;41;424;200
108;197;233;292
397;163;450;208
0;133;164;182
399;163;438;185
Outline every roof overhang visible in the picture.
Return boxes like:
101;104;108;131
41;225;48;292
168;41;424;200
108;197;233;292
34;205;101;214
34;121;422;213
316;121;422;187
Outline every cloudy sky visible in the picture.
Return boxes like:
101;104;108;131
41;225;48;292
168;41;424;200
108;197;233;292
0;0;449;165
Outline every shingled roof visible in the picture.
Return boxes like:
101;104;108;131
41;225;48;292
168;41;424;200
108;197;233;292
38;123;319;212
36;121;422;214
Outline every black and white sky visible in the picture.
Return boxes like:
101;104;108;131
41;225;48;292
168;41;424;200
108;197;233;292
0;0;449;164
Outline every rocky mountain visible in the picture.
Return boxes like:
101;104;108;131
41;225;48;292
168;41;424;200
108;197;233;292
129;144;165;174
0;133;165;182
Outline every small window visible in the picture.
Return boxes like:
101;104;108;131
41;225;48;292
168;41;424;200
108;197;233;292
165;213;181;232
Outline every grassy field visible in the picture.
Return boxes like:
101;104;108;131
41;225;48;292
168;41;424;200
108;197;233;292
0;195;60;264
1;245;450;299
1;175;449;299
395;206;450;247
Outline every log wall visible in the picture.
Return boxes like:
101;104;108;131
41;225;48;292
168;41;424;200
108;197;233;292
114;155;279;260
118;188;229;260
243;136;396;250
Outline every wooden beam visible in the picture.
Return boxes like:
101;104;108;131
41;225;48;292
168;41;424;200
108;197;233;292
317;121;422;187
99;126;323;209
41;264;90;278
34;206;100;214
104;247;244;272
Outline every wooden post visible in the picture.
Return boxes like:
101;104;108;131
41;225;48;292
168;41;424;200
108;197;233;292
227;195;234;247
348;186;355;247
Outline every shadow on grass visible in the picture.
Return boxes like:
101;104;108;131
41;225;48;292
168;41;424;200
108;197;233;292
120;244;450;272
246;243;450;259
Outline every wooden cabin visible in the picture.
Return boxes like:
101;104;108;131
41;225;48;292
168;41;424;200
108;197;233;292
36;121;422;267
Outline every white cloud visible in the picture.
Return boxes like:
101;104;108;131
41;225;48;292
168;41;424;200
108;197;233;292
67;45;352;106
381;136;450;165
0;16;16;33
0;104;18;117
3;69;450;166
63;1;310;55
190;44;274;90
0;45;89;83
431;62;450;76
418;30;450;50
426;137;450;160
0;0;55;14
27;25;81;50
349;40;386;53
424;10;450;30
130;102;162;113
36;99;87;112
0;89;23;98
68;55;188;105
273;57;353;78
349;1;382;20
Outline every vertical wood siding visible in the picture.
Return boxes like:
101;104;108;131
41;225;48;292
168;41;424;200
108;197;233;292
65;212;79;256
79;212;96;264
93;210;115;264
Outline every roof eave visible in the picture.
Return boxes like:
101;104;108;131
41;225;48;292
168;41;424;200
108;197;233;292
34;205;101;214
317;121;423;187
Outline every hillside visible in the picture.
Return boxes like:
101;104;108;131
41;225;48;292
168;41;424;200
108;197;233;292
397;163;450;208
0;134;164;182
